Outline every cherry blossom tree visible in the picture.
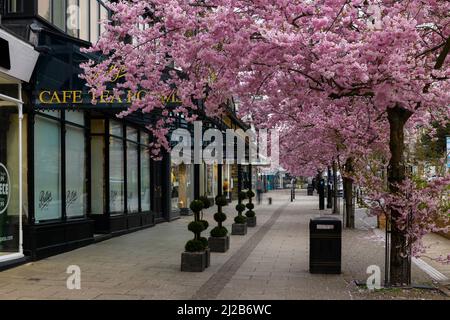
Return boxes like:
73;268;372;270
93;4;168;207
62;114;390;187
82;0;450;286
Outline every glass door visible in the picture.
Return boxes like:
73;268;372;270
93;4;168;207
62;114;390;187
0;77;24;263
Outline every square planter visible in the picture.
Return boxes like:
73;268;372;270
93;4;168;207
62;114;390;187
232;223;247;235
208;236;230;253
204;248;211;268
181;251;206;272
246;216;257;227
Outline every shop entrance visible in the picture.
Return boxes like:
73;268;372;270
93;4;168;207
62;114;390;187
0;76;25;265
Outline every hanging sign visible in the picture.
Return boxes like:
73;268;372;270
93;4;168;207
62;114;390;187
0;29;39;82
0;163;10;214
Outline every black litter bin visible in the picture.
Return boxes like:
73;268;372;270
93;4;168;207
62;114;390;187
309;216;341;274
307;184;314;196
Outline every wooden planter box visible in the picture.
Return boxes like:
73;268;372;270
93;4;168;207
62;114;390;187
232;223;247;235
208;236;230;253
246;216;257;227
181;251;207;272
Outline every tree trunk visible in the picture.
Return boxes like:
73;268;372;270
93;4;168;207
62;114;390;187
343;158;355;228
332;161;340;214
387;106;413;286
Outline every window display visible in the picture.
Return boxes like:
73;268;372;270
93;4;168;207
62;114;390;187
34;114;62;222
140;134;151;211
126;128;139;213
109;136;124;214
66;124;86;218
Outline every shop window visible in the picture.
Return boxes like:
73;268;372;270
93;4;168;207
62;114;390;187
204;164;216;197
7;0;23;13
52;0;66;31
91;135;104;215
110;120;123;137
140;135;151;212
65;110;85;125
171;163;194;211
109;137;124;214
0;111;27;254
126;128;139;213
67;0;80;38
79;0;90;41
91;119;105;134
90;1;99;43
34;115;62;222
171;165;179;211
65;123;86;218
38;0;51;20
100;4;109;35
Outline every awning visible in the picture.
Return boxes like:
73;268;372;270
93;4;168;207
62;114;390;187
0;27;39;83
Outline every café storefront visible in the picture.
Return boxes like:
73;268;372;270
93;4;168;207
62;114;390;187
0;1;253;264
0;26;39;268
20;26;184;259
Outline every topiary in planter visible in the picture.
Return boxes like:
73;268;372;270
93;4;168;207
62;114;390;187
233;191;247;228
182;199;210;271
210;195;228;237
199;237;209;248
185;239;205;252
209;194;230;252
245;189;257;227
199;195;212;221
199;220;209;230
245;210;255;218
234;215;246;224
185;200;207;252
215;195;228;207
199;196;212;209
238;191;247;201
210;226;228;237
245;190;256;217
214;212;227;223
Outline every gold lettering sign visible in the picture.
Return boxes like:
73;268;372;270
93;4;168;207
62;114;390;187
37;90;182;105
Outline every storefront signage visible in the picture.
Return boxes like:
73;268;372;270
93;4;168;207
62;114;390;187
0;38;11;70
37;89;182;106
0;163;11;215
0;29;39;82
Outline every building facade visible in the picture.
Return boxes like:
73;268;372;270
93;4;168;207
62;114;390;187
0;0;252;266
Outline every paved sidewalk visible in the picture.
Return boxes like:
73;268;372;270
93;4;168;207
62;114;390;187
0;189;448;300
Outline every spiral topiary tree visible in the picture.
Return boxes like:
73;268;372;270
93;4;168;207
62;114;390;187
199;195;212;230
210;195;228;237
246;190;257;227
234;191;248;224
185;200;207;252
245;190;255;217
208;194;230;252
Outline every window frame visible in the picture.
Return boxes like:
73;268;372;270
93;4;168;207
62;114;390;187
35;0;111;42
33;109;88;224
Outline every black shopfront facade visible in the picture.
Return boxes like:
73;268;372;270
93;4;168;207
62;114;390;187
0;0;251;263
1;23;175;260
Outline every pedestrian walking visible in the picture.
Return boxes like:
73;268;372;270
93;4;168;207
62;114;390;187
256;178;263;204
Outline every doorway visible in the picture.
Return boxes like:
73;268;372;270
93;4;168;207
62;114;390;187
0;76;25;265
